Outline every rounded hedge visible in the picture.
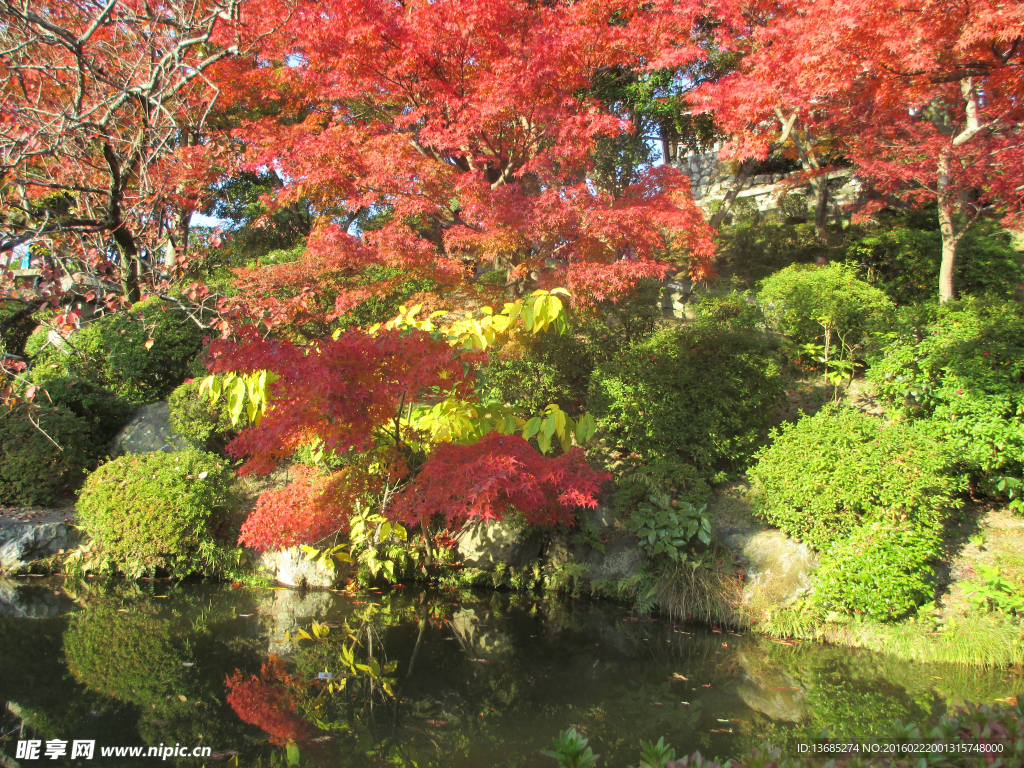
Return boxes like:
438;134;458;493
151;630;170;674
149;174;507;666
748;406;964;550
30;297;205;405
758;262;894;354
76;449;231;576
0;405;96;505
588;319;783;474
813;520;941;621
36;377;133;448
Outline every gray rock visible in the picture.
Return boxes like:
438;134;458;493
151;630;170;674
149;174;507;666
0;579;77;618
260;546;349;589
576;530;646;582
708;483;817;607
455;519;543;568
110;401;190;456
0;522;75;572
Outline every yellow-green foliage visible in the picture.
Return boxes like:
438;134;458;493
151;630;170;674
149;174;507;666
749;407;964;549
758;262;894;353
76;449;231;576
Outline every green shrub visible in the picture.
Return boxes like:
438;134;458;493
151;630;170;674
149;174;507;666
588;319;783;474
614;457;711;514
0;406;96;505
715;217;822;286
167;379;236;451
867;298;1024;486
30;297;205;405
627;493;712;562
814;520;941;621
691;288;766;331
76;449;232;576
758;262;895;356
748;407;964;550
36;377;133;447
850;223;1024;304
479;329;595;414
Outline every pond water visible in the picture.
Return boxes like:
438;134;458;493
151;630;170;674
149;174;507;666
0;579;1020;767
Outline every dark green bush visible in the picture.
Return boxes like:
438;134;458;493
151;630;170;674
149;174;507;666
479;329;595;414
813;520;941;621
76;449;232;576
758;262;894;355
0;405;96;505
29;297;205;405
867;298;1024;483
37;377;133;447
748;407;963;549
167;379;236;451
850;222;1024;304
614;457;711;515
715;217;822;287
588;319;783;475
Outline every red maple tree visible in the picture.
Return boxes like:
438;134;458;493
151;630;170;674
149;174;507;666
692;0;1024;301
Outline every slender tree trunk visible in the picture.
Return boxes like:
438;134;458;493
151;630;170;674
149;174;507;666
709;158;756;230
813;178;829;240
936;152;958;304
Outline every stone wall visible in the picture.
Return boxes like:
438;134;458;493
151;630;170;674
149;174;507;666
677;147;864;215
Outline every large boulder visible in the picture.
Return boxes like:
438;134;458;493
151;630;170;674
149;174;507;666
708;482;817;607
109;401;190;456
0;521;77;573
455;519;543;568
260;546;349;589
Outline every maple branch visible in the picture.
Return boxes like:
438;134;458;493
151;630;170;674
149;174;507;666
951;78;987;147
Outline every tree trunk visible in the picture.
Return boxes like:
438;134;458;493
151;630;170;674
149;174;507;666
936;152;958;304
709;158;756;230
813;178;829;240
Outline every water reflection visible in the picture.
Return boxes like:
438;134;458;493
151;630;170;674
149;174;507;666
0;580;1019;766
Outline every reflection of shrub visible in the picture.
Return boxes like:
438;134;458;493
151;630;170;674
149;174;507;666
168;379;236;451
749;407;963;550
867;298;1024;483
30;297;205;405
37;377;133;447
76;449;231;575
588;320;783;474
227;657;316;746
850;224;1024;303
758;262;894;354
0;405;95;505
64;602;257;748
814;521;941;621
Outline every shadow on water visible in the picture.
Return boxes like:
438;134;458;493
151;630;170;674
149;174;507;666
0;579;1020;767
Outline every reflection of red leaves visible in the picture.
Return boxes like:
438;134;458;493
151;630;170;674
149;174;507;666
226;657;315;746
